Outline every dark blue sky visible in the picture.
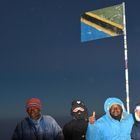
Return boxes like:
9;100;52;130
0;0;140;122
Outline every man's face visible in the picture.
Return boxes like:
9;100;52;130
109;104;123;120
26;106;41;120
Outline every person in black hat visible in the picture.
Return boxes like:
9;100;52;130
63;100;95;140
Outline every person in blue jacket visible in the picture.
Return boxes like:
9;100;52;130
131;103;140;140
86;97;134;140
11;98;64;140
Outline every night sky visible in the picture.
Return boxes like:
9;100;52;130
0;0;140;138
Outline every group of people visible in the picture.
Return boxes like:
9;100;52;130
11;97;140;140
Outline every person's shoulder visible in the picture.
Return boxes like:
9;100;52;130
88;115;107;129
43;115;56;121
42;115;60;126
63;121;72;130
126;113;134;122
63;119;75;128
123;112;134;120
127;113;133;118
64;119;74;124
14;117;29;128
128;113;133;117
88;115;105;127
96;115;107;124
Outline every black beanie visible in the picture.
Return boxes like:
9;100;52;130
71;100;86;110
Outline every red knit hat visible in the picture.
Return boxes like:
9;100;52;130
26;98;41;109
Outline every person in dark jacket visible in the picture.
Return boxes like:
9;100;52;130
131;103;140;140
11;98;64;140
63;100;95;140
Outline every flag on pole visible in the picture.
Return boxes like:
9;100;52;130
81;4;124;42
81;3;130;113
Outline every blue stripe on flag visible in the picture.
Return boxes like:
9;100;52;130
81;22;111;42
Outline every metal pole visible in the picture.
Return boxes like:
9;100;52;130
123;2;130;113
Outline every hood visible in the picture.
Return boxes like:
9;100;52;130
104;97;127;118
133;103;140;122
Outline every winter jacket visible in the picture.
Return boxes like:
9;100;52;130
131;120;140;140
63;119;88;140
86;97;134;140
131;103;140;140
11;115;64;140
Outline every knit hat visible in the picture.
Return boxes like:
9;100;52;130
71;100;86;111
26;98;41;109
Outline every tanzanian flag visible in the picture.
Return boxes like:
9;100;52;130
81;3;124;42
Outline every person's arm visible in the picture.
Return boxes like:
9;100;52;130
11;123;22;140
51;118;64;140
63;123;72;140
86;122;102;140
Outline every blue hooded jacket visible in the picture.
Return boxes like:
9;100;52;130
86;97;134;140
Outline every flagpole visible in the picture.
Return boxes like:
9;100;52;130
123;2;130;113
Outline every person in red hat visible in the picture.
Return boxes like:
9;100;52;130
11;98;64;140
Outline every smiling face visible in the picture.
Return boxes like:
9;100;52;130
109;104;123;121
26;106;41;120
